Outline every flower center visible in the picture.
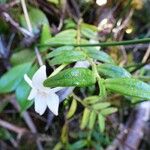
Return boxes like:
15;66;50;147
37;89;47;97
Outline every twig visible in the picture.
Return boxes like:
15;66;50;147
7;33;15;52
10;97;36;133
57;0;66;31
66;0;80;22
0;35;8;58
119;46;128;66
0;119;27;135
10;97;43;150
20;0;43;66
0;35;11;69
4;0;20;9
142;45;150;63
106;101;150;150
114;9;134;39
1;12;33;37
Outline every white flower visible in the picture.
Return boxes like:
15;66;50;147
24;65;63;116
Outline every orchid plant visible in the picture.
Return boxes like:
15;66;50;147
0;26;149;136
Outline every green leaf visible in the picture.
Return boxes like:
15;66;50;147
15;66;37;112
47;46;74;58
20;7;49;34
84;48;115;64
45;37;76;45
98;79;107;98
80;108;90;129
61;124;68;144
16;79;33;112
101;107;118;116
105;78;150;100
44;68;96;87
64;19;76;29
71;140;87;149
47;0;59;5
0;128;11;140
0;63;32;93
88;111;97;129
44;29;77;45
40;24;52;51
10;49;35;66
49;51;86;65
84;96;102;104
92;102;110;110
97;64;131;78
98;113;105;133
55;29;77;38
40;24;51;43
53;142;63;150
81;23;98;32
66;99;77;119
81;23;98;39
81;28;97;39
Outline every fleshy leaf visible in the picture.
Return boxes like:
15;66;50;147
10;49;34;66
84;48;115;64
80;108;90;129
98;113;105;133
71;140;87;149
44;29;77;45
66;99;77;119
97;64;131;78
49;51;86;65
105;78;150;100
92;102;110;110
44;68;96;87
84;96;102;104
46;46;74;58
101;107;118;116
88;111;97;129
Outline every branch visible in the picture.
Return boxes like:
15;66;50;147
106;101;150;150
0;119;27;135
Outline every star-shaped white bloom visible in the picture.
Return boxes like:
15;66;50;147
24;65;63;115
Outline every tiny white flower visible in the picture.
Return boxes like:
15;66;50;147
24;65;63;116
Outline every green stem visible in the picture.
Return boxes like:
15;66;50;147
49;64;68;77
90;59;100;80
20;0;32;33
38;37;150;48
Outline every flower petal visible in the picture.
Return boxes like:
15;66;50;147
24;74;33;88
51;87;64;93
34;94;47;115
46;92;59;116
28;88;37;100
32;65;47;90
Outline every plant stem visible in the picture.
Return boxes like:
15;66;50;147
20;0;32;33
38;37;150;47
49;64;68;77
34;46;43;66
